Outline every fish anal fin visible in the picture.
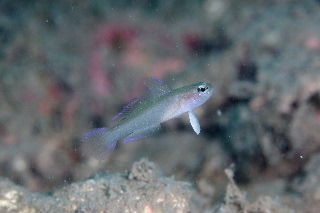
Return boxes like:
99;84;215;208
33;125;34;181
124;124;161;143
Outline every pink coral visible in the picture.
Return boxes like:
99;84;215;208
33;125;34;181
88;24;137;98
304;36;320;50
88;51;111;98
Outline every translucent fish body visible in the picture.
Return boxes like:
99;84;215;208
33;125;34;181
82;77;214;159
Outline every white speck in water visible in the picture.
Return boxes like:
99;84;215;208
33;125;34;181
46;19;48;23
300;155;303;159
217;109;222;116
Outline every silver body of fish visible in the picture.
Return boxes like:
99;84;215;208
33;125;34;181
83;77;214;159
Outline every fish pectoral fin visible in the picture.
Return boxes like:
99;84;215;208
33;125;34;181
188;111;200;135
124;124;161;143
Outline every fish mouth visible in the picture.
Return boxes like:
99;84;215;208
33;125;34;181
204;82;214;94
207;83;214;94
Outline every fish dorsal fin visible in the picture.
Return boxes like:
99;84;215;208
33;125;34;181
112;98;146;122
112;77;170;122
144;77;172;98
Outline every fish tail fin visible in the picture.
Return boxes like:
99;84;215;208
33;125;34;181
82;127;119;160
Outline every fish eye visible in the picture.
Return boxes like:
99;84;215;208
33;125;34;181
197;85;207;93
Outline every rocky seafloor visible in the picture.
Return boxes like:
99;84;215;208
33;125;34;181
0;158;295;213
